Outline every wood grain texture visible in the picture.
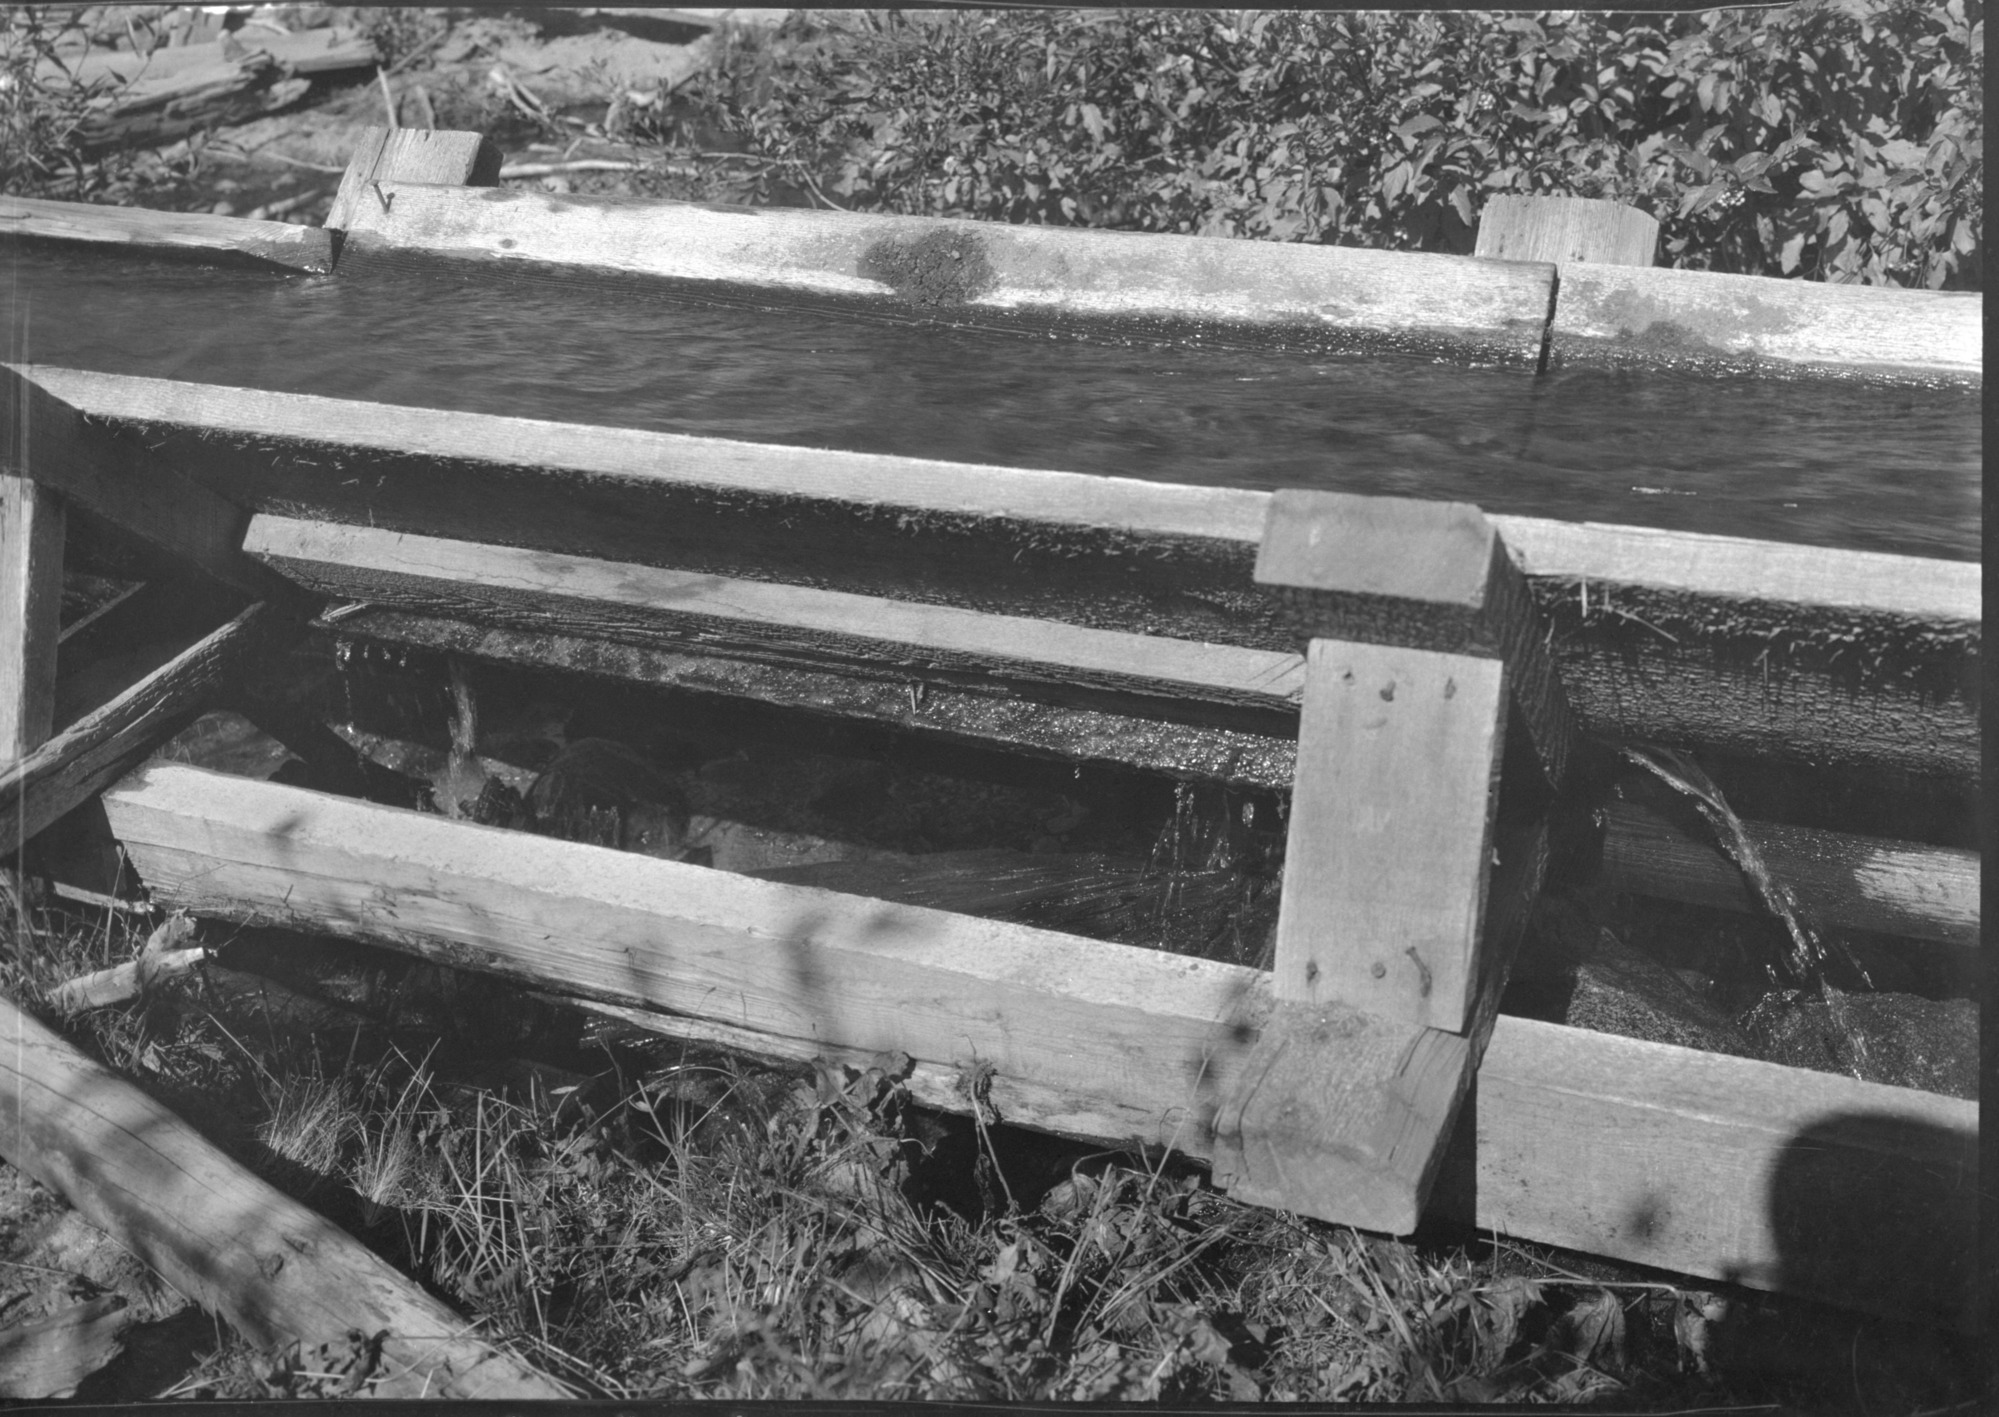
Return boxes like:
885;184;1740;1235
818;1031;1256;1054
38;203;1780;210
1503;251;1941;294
1475;195;1660;267
0;367;282;599
0;195;333;273
38;27;378;87
335;182;1556;361
98;765;1971;1323
247;516;1306;718
1550;262;1980;381
21;369;1980;778
325;127;502;233
0;603;282;846
1599;801;1978;947
1255;489;1574;788
0;996;570;1397
1463;1014;1977;1332
327;607;1301;790
1;474;63;762
1273;643;1505;1030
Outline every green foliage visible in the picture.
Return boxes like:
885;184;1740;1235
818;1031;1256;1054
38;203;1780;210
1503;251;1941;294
0;6;111;192
679;3;1981;289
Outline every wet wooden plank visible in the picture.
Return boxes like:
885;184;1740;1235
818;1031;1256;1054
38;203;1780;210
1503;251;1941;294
0;195;334;273
246;516;1307;719
0;995;570;1397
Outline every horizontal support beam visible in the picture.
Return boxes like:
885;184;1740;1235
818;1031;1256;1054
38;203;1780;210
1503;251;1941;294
247;516;1305;718
335;183;1556;363
1;603;284;847
325;607;1300;790
1599;802;1978;948
105;764;1488;1237
22;369;1981;780
0;195;333;274
0;996;569;1396
100;764;1977;1330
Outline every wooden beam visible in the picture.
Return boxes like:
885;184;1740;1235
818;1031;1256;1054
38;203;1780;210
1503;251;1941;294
102;764;1479;1235
0;996;571;1397
332;181;1556;363
21;369;1982;780
1549;262;1980;382
323;606;1300;791
1455;1014;1977;1333
97;765;1971;1326
1;474;63;763
245;516;1306;722
1475;195;1660;267
0;603;284;848
0;366;287;600
0;195;334;273
1599;802;1978;948
324;127;502;234
1254;489;1574;788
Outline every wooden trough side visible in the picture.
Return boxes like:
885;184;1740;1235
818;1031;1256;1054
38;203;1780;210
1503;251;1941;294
330;179;1557;364
20;366;1979;786
96;764;1980;1333
0;195;334;274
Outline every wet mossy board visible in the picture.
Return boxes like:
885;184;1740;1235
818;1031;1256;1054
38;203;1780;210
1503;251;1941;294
99;762;1979;1333
22;367;1979;787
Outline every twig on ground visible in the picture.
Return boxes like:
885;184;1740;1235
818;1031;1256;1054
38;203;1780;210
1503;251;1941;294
376;65;398;129
499;160;648;179
244;189;325;221
385;27;452;78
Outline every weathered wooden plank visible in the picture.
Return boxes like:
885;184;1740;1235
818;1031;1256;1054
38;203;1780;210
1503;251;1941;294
37;27;378;87
99;764;1966;1323
1550;262;1980;381
0;996;570;1397
0;195;334;273
1475;194;1660;267
325;127;502;234
325;607;1300;790
0;366;285;599
1459;1014;1977;1333
246;516;1306;721
1272;643;1506;1030
21;370;1981;780
335;182;1557;362
1;475;64;761
0;604;283;847
103;764;1481;1233
1255;489;1574;788
1599;802;1978;948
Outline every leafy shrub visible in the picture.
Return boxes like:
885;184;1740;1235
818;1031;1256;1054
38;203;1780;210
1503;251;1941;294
679;3;1981;289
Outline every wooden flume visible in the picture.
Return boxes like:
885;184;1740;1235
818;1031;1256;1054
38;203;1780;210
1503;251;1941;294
0;141;1981;1359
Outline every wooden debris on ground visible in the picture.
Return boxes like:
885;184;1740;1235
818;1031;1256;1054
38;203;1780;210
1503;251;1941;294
0;1295;132;1400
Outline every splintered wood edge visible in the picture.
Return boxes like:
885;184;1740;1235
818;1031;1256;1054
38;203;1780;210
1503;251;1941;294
98;765;1977;1326
18;366;1980;626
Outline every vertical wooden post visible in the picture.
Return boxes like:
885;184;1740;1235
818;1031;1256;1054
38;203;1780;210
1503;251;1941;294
325;127;504;232
1474;194;1660;267
2;471;65;765
1252;491;1575;1033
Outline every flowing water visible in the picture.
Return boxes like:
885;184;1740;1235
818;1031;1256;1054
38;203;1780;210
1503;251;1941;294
1;242;1980;561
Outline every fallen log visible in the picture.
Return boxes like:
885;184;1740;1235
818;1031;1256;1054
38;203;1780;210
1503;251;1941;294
0;995;571;1397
